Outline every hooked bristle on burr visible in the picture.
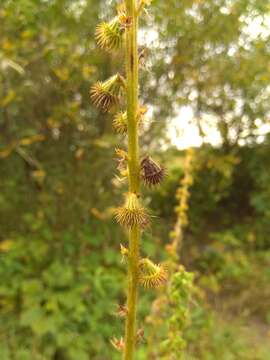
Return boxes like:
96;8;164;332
115;193;150;228
138;258;168;288
95;17;123;51
90;74;125;112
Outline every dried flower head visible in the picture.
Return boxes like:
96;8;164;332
110;336;125;351
120;243;129;256
138;258;168;288
141;156;165;186
118;12;132;29
115;193;150;228
113;109;145;134
115;304;128;317
95;17;123;51
90;74;125;112
136;328;145;343
120;243;129;262
138;47;150;67
115;147;128;160
113;111;128;134
137;105;148;118
115;148;128;177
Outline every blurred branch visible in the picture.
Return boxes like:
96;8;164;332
15;146;43;170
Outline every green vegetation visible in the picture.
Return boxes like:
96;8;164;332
1;0;270;359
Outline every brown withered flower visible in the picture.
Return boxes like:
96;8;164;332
140;156;165;186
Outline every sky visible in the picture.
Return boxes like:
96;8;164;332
168;108;221;149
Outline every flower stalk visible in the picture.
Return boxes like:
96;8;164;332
91;1;166;358
123;0;140;357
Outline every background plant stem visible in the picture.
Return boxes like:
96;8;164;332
123;0;140;359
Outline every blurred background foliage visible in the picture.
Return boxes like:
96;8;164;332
0;0;270;359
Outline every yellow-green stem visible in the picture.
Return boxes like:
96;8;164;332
123;0;140;359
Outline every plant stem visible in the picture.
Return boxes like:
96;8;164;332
124;0;140;359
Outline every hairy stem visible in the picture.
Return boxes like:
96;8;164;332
123;0;140;359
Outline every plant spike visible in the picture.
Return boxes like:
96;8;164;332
169;148;195;260
91;1;166;358
146;149;196;358
122;0;141;358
